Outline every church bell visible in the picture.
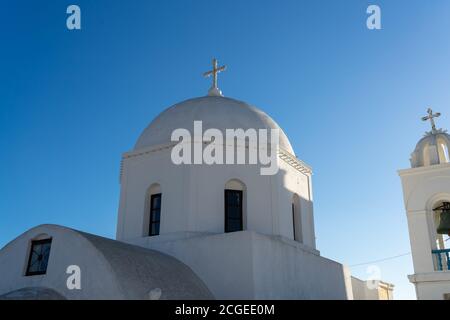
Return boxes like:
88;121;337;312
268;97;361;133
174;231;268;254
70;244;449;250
436;202;450;235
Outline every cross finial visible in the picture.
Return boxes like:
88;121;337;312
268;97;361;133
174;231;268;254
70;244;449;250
203;58;226;96
422;108;441;134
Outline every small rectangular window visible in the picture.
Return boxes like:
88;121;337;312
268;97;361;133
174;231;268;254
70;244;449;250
149;193;162;236
292;203;297;241
26;239;52;276
225;190;243;233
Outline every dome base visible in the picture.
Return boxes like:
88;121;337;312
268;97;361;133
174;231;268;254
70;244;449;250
207;87;223;96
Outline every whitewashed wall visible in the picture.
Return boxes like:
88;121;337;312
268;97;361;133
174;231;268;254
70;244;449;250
117;144;315;249
127;230;350;299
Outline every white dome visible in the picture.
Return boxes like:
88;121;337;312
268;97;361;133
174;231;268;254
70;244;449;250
411;130;450;168
134;96;295;155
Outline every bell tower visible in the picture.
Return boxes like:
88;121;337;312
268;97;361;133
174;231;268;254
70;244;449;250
398;108;450;300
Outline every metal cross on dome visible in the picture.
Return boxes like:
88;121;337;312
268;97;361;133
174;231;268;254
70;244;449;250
422;108;441;134
203;58;226;96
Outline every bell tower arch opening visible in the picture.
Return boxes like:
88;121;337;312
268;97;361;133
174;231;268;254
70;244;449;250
431;200;450;271
437;139;449;163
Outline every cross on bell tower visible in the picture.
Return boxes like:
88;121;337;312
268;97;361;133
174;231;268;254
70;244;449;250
422;108;441;134
203;58;226;96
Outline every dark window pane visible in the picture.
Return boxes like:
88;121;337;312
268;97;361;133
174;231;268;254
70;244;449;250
149;194;162;236
235;193;241;206
228;207;240;219
28;252;40;273
152;196;161;209
152;210;160;222
151;222;160;236
292;203;296;241
225;190;243;233
26;239;52;276
42;243;51;256
227;193;234;206
228;192;241;207
227;219;242;233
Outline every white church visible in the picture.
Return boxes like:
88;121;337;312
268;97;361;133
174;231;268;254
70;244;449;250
0;60;403;300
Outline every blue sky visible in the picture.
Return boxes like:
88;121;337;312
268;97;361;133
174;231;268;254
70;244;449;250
1;0;450;299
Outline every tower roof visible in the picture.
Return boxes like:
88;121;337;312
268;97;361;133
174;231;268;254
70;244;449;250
411;109;449;168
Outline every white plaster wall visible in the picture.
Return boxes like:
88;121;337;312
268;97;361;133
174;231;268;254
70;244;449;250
351;277;384;300
399;164;450;212
117;147;190;239
415;282;450;300
409;272;450;300
117;144;315;249
416;283;450;300
405;211;435;273
126;230;349;299
147;231;255;299
278;159;315;248
250;232;348;299
351;277;367;300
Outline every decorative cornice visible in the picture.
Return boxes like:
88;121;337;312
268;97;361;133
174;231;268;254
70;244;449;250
278;148;312;175
398;162;450;177
408;271;450;283
119;142;313;182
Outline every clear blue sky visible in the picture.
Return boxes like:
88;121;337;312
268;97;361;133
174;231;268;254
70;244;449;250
1;0;450;300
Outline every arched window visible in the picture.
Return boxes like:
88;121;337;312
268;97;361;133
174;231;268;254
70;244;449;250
432;201;450;271
224;179;246;233
292;194;303;243
145;184;162;236
434;202;450;248
422;144;431;166
438;141;449;163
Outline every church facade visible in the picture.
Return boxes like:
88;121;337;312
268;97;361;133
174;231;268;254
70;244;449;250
0;61;393;300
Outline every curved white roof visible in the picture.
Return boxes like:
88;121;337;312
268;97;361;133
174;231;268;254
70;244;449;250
134;96;295;155
0;287;66;300
0;224;214;300
411;130;450;168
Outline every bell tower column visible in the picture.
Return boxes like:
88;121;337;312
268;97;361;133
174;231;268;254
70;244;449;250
403;208;435;273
